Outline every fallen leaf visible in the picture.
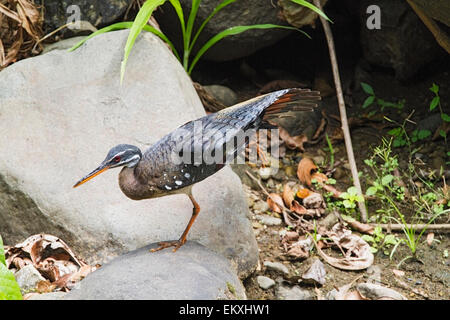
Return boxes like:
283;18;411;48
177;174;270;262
426;233;434;246
392;269;405;277
36;280;56;293
342;216;374;235
302;258;326;286
282;182;307;214
267;193;285;213
279;127;309;151
297;158;318;186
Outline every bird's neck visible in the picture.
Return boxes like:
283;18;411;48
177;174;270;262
118;166;151;200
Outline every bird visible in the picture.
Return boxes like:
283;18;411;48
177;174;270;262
73;88;321;252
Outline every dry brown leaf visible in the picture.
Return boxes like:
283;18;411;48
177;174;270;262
346;219;374;235
279;126;308;151
282;182;308;214
267;193;285;213
36;280;56;293
297;158;318;186
316;224;374;271
291;200;308;215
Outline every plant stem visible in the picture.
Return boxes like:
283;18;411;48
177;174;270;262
313;0;368;222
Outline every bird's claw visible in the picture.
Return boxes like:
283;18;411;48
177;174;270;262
149;239;186;253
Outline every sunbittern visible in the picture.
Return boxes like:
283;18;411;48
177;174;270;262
73;88;321;252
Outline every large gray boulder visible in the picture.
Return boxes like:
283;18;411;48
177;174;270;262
64;242;246;300
0;30;257;278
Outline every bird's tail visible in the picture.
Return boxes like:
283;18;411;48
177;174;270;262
262;88;321;121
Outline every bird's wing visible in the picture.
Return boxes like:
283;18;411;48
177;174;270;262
141;88;320;191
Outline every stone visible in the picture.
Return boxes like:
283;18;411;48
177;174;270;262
359;0;445;81
253;200;269;213
64;242;246;300
14;265;45;292
27;292;67;300
276;284;313;300
203;85;238;107
356;283;407;300
258;167;272;180
0;30;257;278
36;0;133;35
255;215;282;226
263;261;289;275
256;276;276;290
155;0;292;61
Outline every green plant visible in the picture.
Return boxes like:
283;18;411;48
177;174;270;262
71;0;328;82
0;235;23;300
429;83;449;143
340;186;364;210
324;133;335;168
360;225;400;256
361;82;405;112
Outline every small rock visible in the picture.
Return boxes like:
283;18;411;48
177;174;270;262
27;292;67;300
333;167;346;180
263;261;289;275
259;167;272;180
303;193;325;209
253;200;269;213
203;85;238;106
356;283;407;300
313;156;325;165
14;265;45;292
276;284;313;300
257;276;276;290
302;259;326;285
255;215;282;226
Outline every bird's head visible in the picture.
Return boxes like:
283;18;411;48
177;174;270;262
73;144;142;188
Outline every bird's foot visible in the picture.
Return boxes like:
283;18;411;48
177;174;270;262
149;239;186;253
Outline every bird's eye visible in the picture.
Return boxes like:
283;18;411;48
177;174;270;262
113;156;121;162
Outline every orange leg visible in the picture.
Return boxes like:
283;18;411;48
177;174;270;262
150;194;200;253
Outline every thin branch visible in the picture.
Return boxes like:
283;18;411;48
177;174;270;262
313;0;368;222
374;223;450;232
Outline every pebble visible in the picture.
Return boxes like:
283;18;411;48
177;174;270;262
257;276;276;290
255;215;282;226
14;265;46;292
263;261;289;275
253;200;269;213
284;166;296;177
276;284;313;300
313;156;325;165
258;167;272;180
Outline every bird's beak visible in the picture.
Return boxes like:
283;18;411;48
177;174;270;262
73;164;110;188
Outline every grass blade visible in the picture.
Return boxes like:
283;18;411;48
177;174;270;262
169;0;186;39
289;0;331;22
188;24;307;74
189;0;237;51
121;0;167;83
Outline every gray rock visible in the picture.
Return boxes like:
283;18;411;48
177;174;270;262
253;201;269;213
255;215;282;226
256;276;276;290
359;0;445;81
356;283;407;300
14;265;45;292
263;261;289;275
27;292;67;300
276;284;313;300
203;85;238;107
155;0;292;61
64;242;246;300
0;30;257;278
42;36;86;54
36;0;132;35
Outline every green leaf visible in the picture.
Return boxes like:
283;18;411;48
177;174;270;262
342;199;355;209
381;174;394;186
429;83;439;94
417;129;431;140
362;95;375;109
188;24;307;74
387;127;402;137
441;113;450;122
429;96;440;111
121;0;167;83
360;82;374;95
289;0;332;22
0;263;23;300
0;235;5;266
361;235;374;243
366;186;378;196
440;130;447;138
189;0;237;51
347;186;358;196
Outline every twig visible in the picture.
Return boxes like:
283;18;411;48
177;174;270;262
313;0;368;222
393;277;429;299
374;223;450;232
406;0;450;54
